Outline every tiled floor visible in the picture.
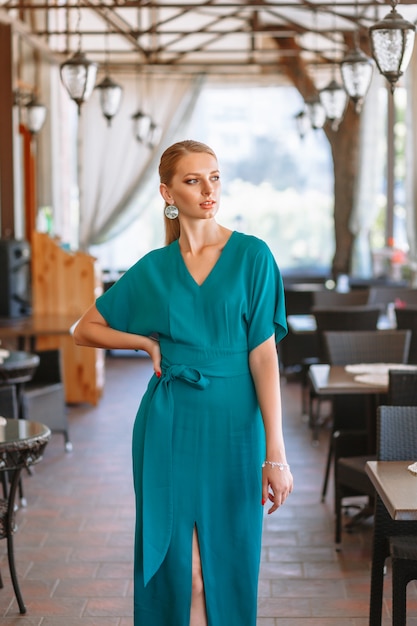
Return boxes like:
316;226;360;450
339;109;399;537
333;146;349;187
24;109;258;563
1;355;417;625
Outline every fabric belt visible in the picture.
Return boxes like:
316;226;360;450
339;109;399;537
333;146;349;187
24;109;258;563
142;350;249;586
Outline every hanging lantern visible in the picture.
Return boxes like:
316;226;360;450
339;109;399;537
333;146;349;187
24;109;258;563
60;50;98;115
305;96;326;130
147;121;162;148
95;75;123;126
295;109;311;139
319;77;348;130
369;0;415;93
340;46;374;113
25;96;47;134
132;110;152;143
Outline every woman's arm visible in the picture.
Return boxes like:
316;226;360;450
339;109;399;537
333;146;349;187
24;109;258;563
73;304;161;374
249;334;293;514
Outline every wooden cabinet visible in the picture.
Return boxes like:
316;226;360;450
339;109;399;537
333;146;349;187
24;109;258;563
31;232;104;405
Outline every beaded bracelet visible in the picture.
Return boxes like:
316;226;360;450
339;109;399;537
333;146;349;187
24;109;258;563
262;461;290;471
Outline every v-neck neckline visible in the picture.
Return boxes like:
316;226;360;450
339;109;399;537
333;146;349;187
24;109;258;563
175;231;236;288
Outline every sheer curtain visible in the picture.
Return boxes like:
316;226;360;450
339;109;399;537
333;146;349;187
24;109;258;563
349;72;385;277
78;73;204;249
405;46;417;284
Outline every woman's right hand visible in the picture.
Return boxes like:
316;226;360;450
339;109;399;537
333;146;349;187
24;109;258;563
145;336;162;378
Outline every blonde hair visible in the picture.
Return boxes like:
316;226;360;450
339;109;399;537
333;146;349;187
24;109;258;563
159;140;217;245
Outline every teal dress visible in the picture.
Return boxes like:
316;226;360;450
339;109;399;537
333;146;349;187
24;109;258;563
95;231;287;626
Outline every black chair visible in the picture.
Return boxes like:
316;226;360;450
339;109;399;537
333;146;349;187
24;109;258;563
312;289;369;308
0;385;18;420
368;287;417;311
308;307;381;443
369;405;417;626
395;305;417;364
21;349;72;451
333;366;417;545
321;330;411;512
323;329;411;367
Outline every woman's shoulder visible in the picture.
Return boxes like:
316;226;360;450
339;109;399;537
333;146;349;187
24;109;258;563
232;231;272;258
128;242;176;271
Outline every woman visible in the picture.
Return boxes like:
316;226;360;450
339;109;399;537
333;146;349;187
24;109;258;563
73;140;293;625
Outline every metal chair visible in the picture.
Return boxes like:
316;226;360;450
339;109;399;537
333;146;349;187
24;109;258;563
22;349;72;451
0;386;18;499
369;406;417;626
0;386;23;610
321;330;411;508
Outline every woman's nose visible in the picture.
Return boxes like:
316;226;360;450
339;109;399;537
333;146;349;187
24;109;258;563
202;179;213;194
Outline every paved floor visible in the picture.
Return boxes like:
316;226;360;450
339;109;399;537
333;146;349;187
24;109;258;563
1;354;417;625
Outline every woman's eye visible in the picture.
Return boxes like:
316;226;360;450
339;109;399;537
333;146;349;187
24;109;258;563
185;179;198;184
211;176;220;182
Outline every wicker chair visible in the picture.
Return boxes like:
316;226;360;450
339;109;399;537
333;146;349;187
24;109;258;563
321;330;411;509
333;364;417;545
0;385;18;421
312;290;370;308
367;287;417;310
387;369;417;405
308;307;380;443
322;329;411;367
395;305;417;365
369;405;417;626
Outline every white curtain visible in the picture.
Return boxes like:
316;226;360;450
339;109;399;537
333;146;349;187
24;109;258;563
405;45;417;283
349;71;385;277
79;73;204;249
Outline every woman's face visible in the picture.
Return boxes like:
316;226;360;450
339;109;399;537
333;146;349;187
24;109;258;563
160;152;221;221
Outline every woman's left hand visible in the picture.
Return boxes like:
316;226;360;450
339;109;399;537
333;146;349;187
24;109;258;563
262;465;293;515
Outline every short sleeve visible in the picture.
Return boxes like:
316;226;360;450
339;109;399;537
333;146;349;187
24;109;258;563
246;241;287;352
95;270;136;332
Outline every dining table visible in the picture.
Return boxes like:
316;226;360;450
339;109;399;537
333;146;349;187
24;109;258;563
366;460;417;521
308;362;417;448
287;312;393;335
365;454;417;625
0;417;51;614
0;314;78;352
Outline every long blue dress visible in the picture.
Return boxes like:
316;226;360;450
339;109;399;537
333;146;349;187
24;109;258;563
95;231;287;626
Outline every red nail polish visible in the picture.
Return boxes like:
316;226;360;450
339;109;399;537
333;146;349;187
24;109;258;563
261;499;266;506
156;371;161;378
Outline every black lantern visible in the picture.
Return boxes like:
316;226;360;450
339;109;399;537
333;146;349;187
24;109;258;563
25;96;47;134
132;110;152;143
96;75;123;126
369;0;415;93
60;50;98;115
319;76;348;131
305;96;326;130
340;45;374;112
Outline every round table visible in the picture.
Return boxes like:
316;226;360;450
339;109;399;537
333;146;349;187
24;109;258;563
0;351;40;385
0;418;50;614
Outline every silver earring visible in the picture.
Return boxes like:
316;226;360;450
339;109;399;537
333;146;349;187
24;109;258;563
165;204;179;220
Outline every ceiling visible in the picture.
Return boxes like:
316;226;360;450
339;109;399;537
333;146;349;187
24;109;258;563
2;0;417;85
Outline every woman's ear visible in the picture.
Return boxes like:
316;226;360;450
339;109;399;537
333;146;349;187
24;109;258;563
160;183;174;205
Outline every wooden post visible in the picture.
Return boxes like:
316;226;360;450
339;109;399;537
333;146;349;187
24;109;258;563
0;23;15;239
19;124;37;246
